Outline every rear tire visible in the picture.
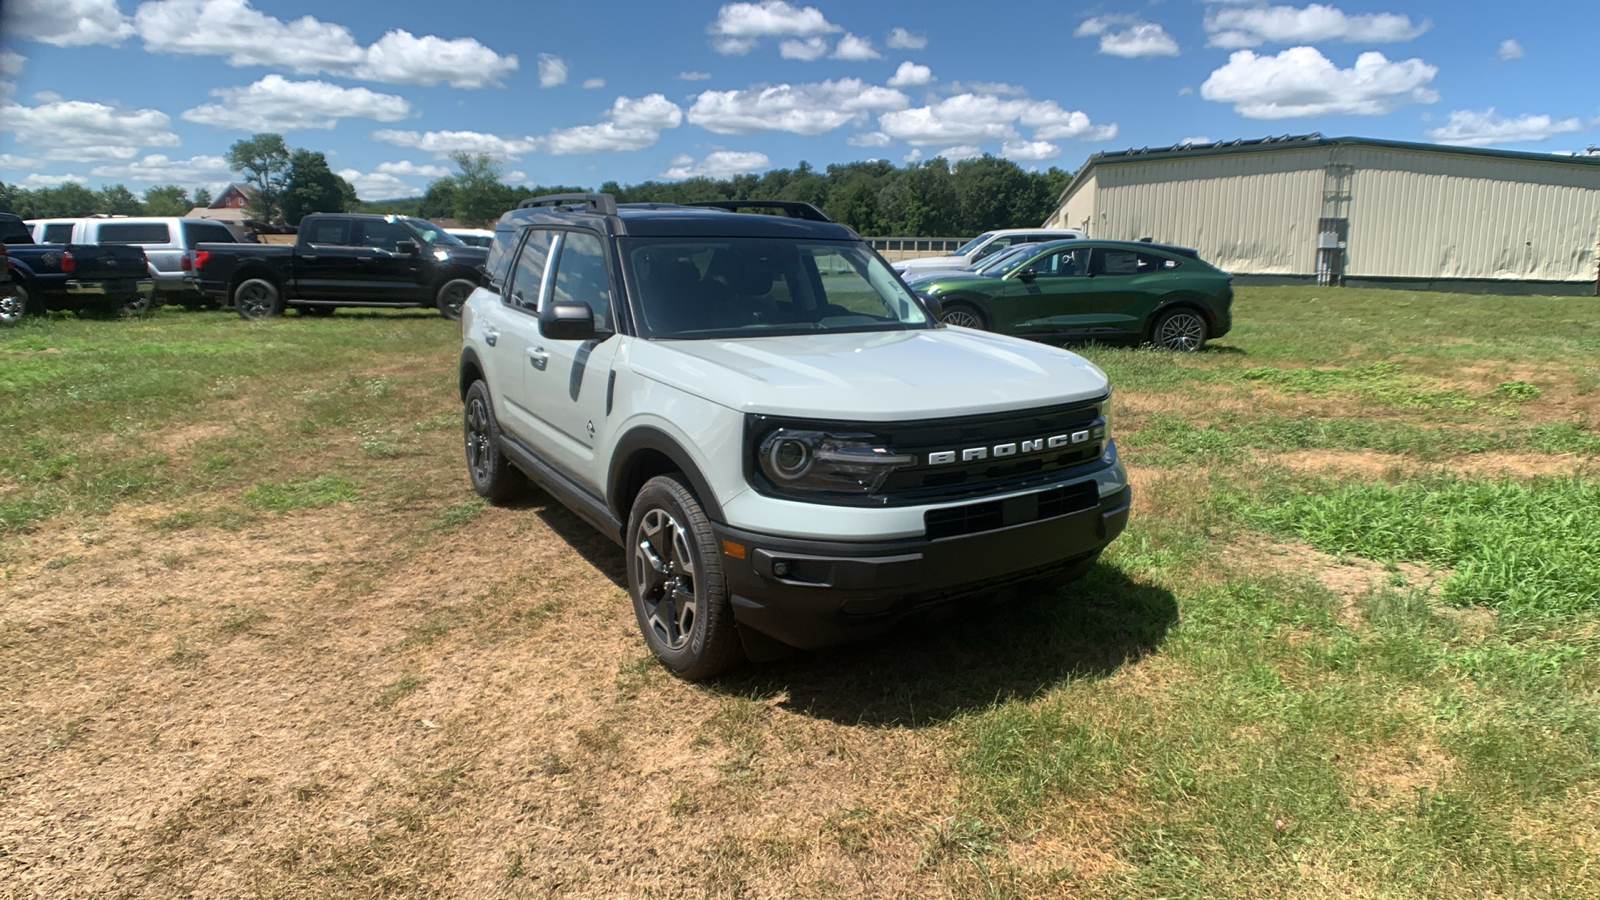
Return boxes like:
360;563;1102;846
1151;307;1208;352
121;292;153;317
939;302;988;330
627;474;744;680
436;278;475;321
234;278;284;319
463;381;529;504
0;284;27;325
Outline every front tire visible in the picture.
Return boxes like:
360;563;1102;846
627;475;743;680
463;381;529;503
939;302;988;330
436;278;475;321
234;278;284;319
0;284;27;325
1151;307;1208;352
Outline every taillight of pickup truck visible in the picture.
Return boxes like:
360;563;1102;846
180;250;210;271
61;250;75;273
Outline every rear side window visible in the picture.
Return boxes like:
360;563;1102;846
305;219;349;245
0;218;32;244
97;222;171;244
484;227;518;290
505;229;556;311
1097;249;1140;275
42;223;75;243
182;222;236;244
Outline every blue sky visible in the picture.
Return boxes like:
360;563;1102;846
1;0;1596;200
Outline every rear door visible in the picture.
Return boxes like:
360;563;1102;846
480;228;557;444
1084;248;1171;337
350;218;428;301
293;218;366;299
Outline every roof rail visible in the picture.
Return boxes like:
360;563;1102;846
518;192;618;216
683;200;833;222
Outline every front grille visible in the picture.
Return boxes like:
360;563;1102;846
924;479;1099;540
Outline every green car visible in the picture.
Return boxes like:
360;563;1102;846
913;239;1233;351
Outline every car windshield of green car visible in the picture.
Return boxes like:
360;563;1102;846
971;243;1042;275
627;238;931;339
953;232;994;256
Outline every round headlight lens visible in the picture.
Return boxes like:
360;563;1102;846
768;437;811;480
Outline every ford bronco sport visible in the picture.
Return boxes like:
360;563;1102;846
459;194;1130;679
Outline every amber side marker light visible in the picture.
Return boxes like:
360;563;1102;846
721;539;747;559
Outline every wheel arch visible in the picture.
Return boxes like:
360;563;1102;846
458;347;486;401
1146;294;1214;337
230;266;283;294
608;427;725;526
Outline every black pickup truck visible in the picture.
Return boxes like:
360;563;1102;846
1;213;154;324
192;213;488;320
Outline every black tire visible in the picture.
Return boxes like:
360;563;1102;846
298;306;336;317
436;278;475;321
939;302;988;330
0;283;27;326
1150;307;1208;352
234;277;284;320
627;474;744;680
462;381;529;503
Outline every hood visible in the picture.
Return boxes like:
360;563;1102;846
625;327;1108;421
441;245;489;265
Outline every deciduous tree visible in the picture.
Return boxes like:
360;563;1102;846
225;133;291;224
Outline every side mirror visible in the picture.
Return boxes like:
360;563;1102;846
916;292;943;319
395;240;419;255
540;302;600;340
1015;266;1038;280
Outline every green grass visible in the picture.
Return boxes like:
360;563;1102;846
243;475;359;512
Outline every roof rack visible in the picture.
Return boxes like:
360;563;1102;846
683;200;833;222
518;192;619;216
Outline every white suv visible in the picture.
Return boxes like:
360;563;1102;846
896;227;1084;277
459;195;1129;678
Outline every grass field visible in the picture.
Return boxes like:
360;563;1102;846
1;287;1597;898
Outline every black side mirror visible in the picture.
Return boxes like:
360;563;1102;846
917;292;943;319
540;302;600;340
395;240;419;255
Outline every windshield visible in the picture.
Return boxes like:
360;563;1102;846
625;238;931;339
953;232;994;256
983;240;1082;277
971;243;1035;274
402;218;466;246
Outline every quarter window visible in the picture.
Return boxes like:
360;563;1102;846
182;222;236;244
1096;249;1141;275
506;229;556;311
550;232;612;332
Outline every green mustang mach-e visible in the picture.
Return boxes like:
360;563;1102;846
910;239;1234;352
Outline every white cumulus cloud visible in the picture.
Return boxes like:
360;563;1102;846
1201;46;1438;118
1498;39;1524;61
1425;108;1584;146
846;131;892;147
21;173;89;187
375;160;453;178
1205;3;1429;49
886;27;927;50
582;77;606;89
689;78;909;135
538;54;568;87
133;0;517;88
1;97;180;161
708;0;840;55
887;61;933;87
88;154;232;184
1075;16;1179;58
336;168;418;200
832;33;881;60
182;74;411;131
880;94;1115;146
779;37;829;60
543;94;683;154
1000;140;1061;161
372;129;542;159
5;0;134;46
661;150;773;180
934;145;983;162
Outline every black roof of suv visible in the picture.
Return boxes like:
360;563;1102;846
495;194;860;241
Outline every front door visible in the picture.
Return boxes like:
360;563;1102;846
1000;245;1097;335
350;219;428;302
523;230;620;490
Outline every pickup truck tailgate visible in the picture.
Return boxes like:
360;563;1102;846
63;244;150;281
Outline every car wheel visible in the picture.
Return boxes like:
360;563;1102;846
939;303;988;330
1151;307;1208;352
627;474;744;680
436;278;475;321
234;278;284;320
463;381;529;503
0;284;28;325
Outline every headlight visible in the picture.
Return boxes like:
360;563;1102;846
756;428;913;498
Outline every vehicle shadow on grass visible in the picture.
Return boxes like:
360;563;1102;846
527;495;1177;728
717;564;1177;727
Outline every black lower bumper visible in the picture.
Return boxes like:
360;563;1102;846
713;486;1131;650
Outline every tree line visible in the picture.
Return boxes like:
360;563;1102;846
1;130;1072;237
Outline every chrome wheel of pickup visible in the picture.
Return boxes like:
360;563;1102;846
635;508;698;652
0;286;26;325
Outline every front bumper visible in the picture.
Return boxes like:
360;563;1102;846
713;484;1131;650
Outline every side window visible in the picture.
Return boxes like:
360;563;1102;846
0;218;32;244
355;219;411;251
305;219;349;245
1137;252;1179;273
98;222;171;244
42;223;75;243
1037;247;1091;277
506;229;556;311
550;231;612;332
1097;249;1140;275
484;228;517;290
182;222;236;244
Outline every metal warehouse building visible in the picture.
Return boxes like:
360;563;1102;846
1046;134;1600;294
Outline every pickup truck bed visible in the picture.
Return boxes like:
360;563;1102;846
1;214;154;323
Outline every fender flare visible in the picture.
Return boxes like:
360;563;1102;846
607;425;725;524
458;346;485;400
1148;295;1215;334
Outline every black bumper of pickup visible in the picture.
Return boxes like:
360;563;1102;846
712;486;1131;651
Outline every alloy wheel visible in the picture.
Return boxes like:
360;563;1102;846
1156;311;1206;352
0;289;24;325
439;282;471;319
238;283;276;318
940;308;982;329
464;395;493;485
634;508;698;652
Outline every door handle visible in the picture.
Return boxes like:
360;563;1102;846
483;327;498;347
300;255;317;261
529;348;549;371
357;256;374;262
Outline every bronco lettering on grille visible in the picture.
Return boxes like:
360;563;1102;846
925;427;1101;466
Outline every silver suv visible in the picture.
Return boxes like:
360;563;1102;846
459;195;1129;678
